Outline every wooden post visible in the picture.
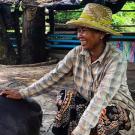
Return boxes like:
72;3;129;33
12;5;22;64
0;4;17;65
21;6;47;64
48;9;54;33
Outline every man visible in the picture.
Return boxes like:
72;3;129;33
1;3;135;135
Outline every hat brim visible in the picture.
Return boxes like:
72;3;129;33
66;19;122;36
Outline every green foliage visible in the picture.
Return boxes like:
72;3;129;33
112;2;135;32
54;10;81;23
55;2;135;32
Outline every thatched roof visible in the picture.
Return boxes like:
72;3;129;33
0;0;131;13
22;0;82;9
0;0;82;8
0;0;19;4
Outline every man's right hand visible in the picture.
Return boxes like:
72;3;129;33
0;89;23;100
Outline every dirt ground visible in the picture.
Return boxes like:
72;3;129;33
0;63;74;135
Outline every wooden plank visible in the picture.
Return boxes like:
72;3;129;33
110;35;135;39
47;44;77;49
48;39;80;43
48;34;77;38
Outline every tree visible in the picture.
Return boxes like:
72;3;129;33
21;6;48;64
0;4;17;64
112;2;135;32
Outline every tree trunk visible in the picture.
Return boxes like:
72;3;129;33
0;4;17;65
21;6;47;64
12;6;22;64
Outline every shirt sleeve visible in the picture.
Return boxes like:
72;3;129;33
77;53;127;134
19;48;75;97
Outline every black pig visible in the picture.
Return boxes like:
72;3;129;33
0;96;42;135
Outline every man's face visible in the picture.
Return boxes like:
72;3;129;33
77;27;105;51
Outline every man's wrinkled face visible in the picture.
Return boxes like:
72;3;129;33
77;27;105;51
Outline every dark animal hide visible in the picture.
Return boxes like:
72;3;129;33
0;96;42;135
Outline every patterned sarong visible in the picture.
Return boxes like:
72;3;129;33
52;90;131;135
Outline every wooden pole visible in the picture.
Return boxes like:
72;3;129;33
0;4;16;64
48;9;54;33
12;5;22;64
21;6;47;64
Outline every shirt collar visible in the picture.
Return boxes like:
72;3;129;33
80;44;110;64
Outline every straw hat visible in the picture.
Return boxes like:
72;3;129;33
66;3;121;35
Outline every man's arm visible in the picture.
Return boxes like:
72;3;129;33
19;48;75;98
0;47;76;99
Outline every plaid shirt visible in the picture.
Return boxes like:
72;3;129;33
19;44;134;135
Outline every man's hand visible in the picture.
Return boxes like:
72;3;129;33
0;89;23;100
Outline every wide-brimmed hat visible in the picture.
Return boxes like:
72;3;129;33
66;3;121;35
